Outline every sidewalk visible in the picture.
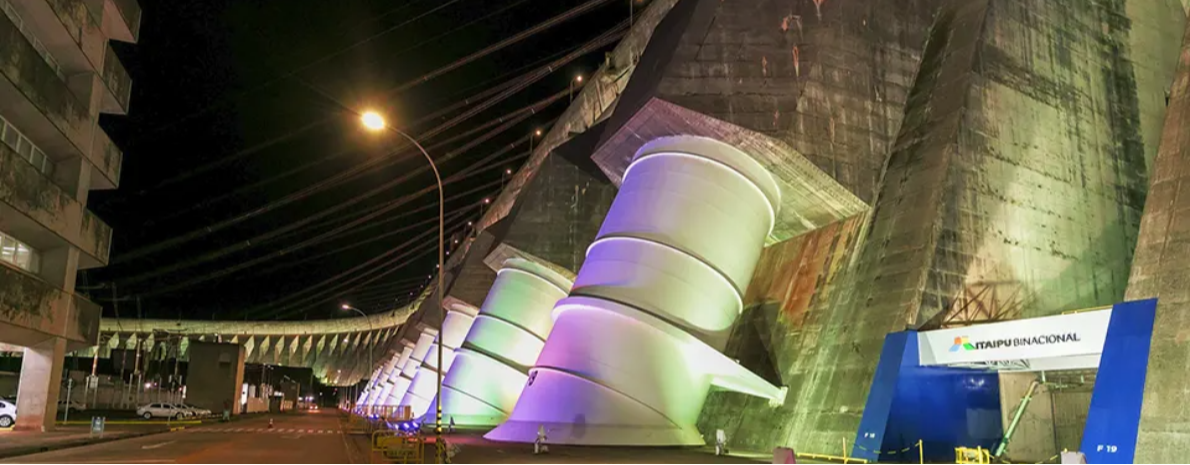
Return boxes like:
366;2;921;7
343;428;768;464
0;425;165;459
0;411;280;460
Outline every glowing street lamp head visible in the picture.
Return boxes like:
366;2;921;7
341;304;351;310
360;111;386;131
576;75;583;83
535;129;542;136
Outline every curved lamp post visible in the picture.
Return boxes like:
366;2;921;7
341;304;374;409
359;111;446;463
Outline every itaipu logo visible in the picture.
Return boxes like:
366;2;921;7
950;333;1080;352
950;336;976;352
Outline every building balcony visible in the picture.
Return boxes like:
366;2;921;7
99;0;136;43
88;125;120;189
18;0;107;74
99;43;128;114
0;7;95;160
0;141;111;268
0;262;101;349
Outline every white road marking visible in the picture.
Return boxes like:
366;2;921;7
61;461;175;464
140;441;176;450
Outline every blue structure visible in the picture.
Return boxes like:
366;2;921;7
1080;298;1158;464
855;299;1158;463
852;332;1001;462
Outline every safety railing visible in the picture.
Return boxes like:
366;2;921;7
354;405;412;421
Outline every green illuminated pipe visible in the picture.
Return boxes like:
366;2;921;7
994;380;1039;457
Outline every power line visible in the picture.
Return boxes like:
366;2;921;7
126;123;534;294
147;88;547;226
136;0;612;195
115;81;565;266
260;211;471;319
274;218;475;319
141;0;466;139
281;142;534;239
254;180;499;277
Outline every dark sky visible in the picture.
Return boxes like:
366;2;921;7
86;0;629;321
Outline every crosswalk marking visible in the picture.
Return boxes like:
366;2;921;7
187;427;340;434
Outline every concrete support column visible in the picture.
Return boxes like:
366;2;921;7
15;337;66;431
428;258;573;427
402;301;479;418
384;329;436;407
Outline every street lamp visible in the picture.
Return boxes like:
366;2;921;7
341;304;373;413
359;111;447;462
570;74;583;102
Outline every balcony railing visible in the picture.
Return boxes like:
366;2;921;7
81;208;112;263
109;0;139;41
0;263;101;346
0;7;92;148
68;291;101;345
44;0;101;53
102;44;131;112
92;127;123;186
0;141;112;264
0;0;65;80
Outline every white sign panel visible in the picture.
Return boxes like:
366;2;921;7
919;309;1111;367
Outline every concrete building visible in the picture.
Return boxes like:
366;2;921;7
0;0;138;431
184;341;244;416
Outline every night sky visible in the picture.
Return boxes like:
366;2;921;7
86;0;628;321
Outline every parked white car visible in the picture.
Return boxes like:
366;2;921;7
0;399;16;428
58;399;86;412
136;403;189;420
179;404;211;417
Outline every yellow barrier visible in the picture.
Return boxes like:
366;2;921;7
996;450;1064;464
956;446;992;464
345;414;375;435
56;420;202;426
794;451;869;464
854;438;923;464
370;430;423;464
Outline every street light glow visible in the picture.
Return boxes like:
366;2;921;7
535;129;542;136
360;111;386;131
576;75;583;82
341;304;351;310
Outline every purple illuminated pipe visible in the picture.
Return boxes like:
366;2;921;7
486;136;788;446
401;301;479;416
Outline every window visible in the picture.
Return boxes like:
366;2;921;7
0;230;40;273
0;114;53;177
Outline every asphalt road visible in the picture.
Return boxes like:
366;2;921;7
2;410;355;464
